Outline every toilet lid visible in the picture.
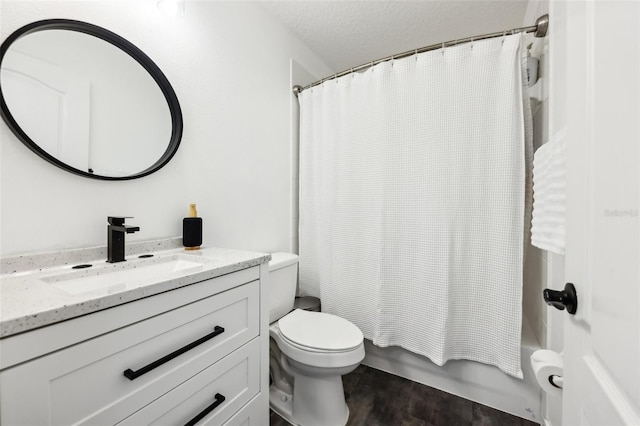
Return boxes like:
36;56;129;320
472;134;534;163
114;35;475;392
278;309;363;351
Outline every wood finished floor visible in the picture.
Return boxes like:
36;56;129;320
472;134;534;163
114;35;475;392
270;365;539;426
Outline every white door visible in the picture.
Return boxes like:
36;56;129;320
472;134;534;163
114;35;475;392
1;49;90;172
559;0;640;424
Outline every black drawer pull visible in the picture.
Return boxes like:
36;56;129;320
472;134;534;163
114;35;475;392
184;393;226;426
123;326;225;380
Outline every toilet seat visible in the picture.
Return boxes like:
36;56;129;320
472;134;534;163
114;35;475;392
270;310;365;369
278;309;363;352
278;334;355;354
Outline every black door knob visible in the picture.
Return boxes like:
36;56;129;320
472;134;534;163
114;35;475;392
543;283;578;315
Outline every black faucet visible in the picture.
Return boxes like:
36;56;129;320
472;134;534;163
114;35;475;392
107;216;140;263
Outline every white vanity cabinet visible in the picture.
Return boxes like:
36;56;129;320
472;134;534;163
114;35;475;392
0;260;270;426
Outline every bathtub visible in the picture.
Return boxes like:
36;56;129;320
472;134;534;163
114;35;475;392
362;316;542;424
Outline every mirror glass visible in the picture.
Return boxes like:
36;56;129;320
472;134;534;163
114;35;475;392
0;20;182;180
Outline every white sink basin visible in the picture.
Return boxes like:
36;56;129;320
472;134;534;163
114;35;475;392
42;254;209;295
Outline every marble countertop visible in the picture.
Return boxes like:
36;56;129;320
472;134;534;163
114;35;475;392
0;242;270;338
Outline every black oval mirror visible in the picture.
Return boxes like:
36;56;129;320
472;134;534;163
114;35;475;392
0;19;183;180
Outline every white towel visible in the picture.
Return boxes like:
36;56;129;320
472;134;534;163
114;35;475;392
531;131;566;254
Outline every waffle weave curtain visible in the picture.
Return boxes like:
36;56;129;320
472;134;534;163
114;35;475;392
298;34;532;378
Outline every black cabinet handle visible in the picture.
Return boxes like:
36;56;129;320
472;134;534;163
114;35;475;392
184;393;226;426
123;326;225;380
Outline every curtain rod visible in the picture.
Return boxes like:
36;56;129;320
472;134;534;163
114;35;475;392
293;14;549;96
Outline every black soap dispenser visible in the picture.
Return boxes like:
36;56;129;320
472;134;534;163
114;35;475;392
183;203;202;250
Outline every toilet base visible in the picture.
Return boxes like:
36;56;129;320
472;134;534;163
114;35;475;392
269;384;350;426
270;386;295;425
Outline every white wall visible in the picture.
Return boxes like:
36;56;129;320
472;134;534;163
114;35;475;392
0;0;333;257
289;60;319;254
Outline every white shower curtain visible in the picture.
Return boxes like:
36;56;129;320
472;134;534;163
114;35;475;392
298;34;532;378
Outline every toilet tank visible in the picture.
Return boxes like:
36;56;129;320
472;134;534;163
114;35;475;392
268;253;299;323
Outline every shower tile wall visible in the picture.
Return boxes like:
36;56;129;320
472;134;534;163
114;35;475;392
523;246;548;346
522;0;551;349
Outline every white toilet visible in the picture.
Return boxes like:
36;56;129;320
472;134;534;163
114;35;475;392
268;253;365;426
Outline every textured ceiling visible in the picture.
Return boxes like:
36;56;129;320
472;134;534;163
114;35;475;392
261;1;530;75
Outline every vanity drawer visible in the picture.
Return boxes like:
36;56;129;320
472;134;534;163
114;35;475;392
118;338;260;426
0;280;259;426
222;394;268;426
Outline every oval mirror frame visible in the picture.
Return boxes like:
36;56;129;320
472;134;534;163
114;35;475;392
0;19;183;180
